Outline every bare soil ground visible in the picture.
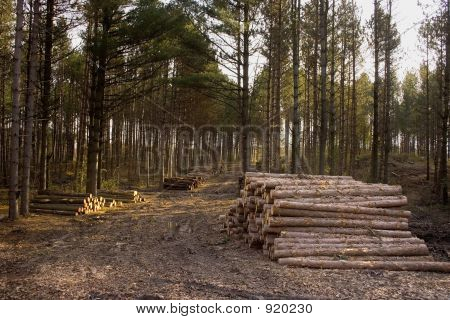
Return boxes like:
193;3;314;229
1;169;450;300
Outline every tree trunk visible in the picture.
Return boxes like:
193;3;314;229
274;244;429;259
318;0;328;175
20;0;40;216
291;0;301;174
350;1;358;176
86;6;110;195
371;0;380;182
267;216;409;230
272;0;282;173
278;258;450;272
39;0;54;192
241;0;250;173
8;0;25;220
328;0;336;176
382;0;392;184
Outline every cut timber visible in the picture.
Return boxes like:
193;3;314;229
274;184;375;190
267;217;409;230
272;196;408;207
274;237;425;245
38;190;92;197
273;244;430;258
245;172;353;180
264;227;413;238
278;256;434;262
273;243;425;250
98;190;139;197
278;258;450;273
249;179;363;190
270;186;403;200
31;198;87;205
31;209;79;216
30;204;84;212
272;204;411;218
271;208;409;222
263;179;361;188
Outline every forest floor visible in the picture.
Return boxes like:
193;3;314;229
0;162;450;300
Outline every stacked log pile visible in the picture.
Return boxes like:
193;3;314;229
163;176;204;191
224;172;450;272
30;190;145;216
31;192;104;216
98;190;145;205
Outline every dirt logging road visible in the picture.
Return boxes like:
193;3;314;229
0;176;449;299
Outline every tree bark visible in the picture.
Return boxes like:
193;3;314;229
273;244;429;259
241;0;250;173
20;0;40;216
278;258;450;272
86;6;110;195
371;0;380;182
382;0;392;184
39;0;55;192
318;0;328;175
273;201;411;217
291;0;301;174
328;0;336;175
8;0;25;220
267;216;409;230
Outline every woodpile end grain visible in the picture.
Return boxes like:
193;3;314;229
30;190;146;216
223;172;450;273
163;176;205;191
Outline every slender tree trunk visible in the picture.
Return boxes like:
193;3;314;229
264;52;272;172
439;0;449;204
39;0;54;192
382;0;392;184
285;115;290;172
350;0;358;176
0;54;7;185
241;0;250;173
371;0;380;183
328;0;336;175
338;28;347;175
318;0;329;175
8;0;25;220
272;0;282;172
312;0;319;172
87;7;110;195
425;37;430;182
291;0;301;174
21;0;40;216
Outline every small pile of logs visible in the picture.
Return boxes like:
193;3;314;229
224;172;450;273
163;176;204;191
31;191;104;216
98;190;145;205
30;190;145;216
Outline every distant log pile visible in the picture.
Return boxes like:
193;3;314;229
224;172;450;273
163;176;205;191
30;190;145;216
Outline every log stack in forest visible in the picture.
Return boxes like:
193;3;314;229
30;190;145;216
163;176;204;191
224;172;450;273
98;190;145;205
